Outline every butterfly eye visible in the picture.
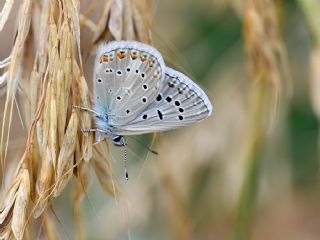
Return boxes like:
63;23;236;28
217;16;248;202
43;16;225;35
142;97;147;103
143;84;148;90
178;116;184;120
142;114;148;119
98;79;102;83
175;101;180;106
179;108;184;113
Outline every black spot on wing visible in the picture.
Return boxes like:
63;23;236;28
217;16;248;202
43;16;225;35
157;110;163;120
156;94;162;101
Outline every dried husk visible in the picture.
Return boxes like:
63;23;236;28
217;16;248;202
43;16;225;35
78;76;93;162
11;169;30;240
34;147;53;218
109;0;123;41
54;111;78;197
0;176;20;236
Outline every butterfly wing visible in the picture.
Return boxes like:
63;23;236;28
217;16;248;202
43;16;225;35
93;41;166;126
113;67;213;135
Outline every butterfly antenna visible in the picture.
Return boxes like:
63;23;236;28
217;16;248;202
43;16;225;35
127;136;158;155
124;143;129;180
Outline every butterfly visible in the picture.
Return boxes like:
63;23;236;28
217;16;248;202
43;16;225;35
75;41;212;178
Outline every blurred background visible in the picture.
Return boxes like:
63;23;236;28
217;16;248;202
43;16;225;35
1;0;320;239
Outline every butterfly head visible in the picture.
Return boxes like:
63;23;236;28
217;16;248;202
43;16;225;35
112;135;125;147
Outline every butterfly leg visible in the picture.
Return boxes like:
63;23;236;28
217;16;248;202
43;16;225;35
72;105;105;119
81;128;108;137
92;134;106;145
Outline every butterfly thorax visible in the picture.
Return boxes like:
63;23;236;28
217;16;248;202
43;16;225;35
93;111;125;146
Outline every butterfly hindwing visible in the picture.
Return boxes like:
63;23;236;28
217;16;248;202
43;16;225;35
114;67;212;135
93;41;166;126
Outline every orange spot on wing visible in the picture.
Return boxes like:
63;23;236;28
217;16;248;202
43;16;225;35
100;56;110;63
117;52;126;59
149;60;155;67
131;53;138;59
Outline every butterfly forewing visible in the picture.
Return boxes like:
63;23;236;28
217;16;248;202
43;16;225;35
114;67;212;135
93;41;166;125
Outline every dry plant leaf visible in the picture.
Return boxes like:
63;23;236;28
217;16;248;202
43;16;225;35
1;0;32;165
0;0;15;31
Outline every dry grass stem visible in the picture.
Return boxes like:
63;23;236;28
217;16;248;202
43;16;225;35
0;0;15;31
0;0;152;238
233;0;291;239
244;0;291;120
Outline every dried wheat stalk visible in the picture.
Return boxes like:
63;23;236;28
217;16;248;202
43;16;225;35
233;0;291;238
0;0;151;239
